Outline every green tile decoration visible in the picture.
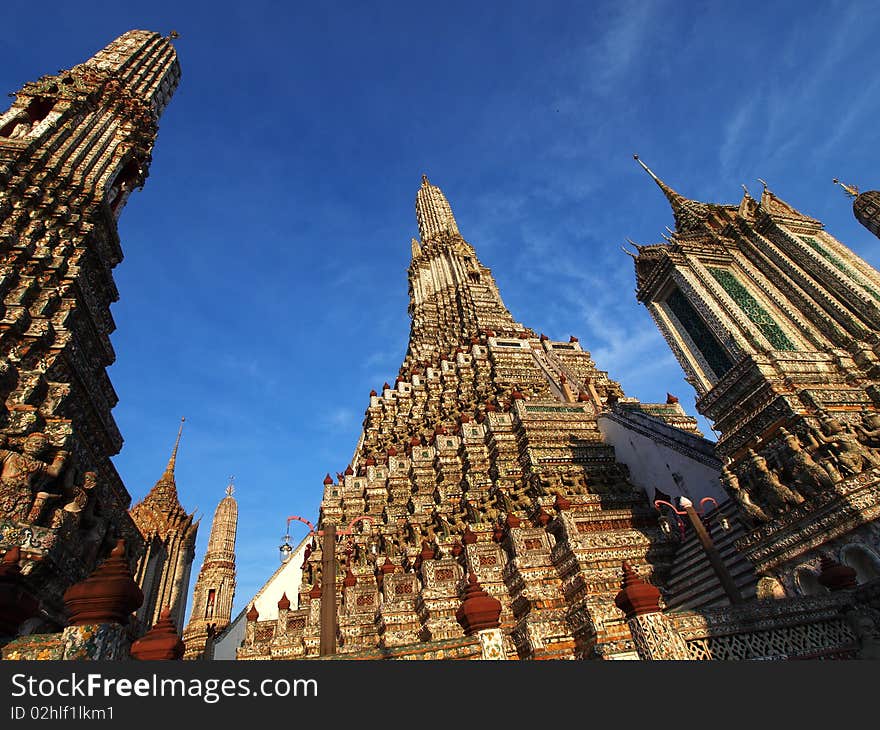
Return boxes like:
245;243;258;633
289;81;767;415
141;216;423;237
708;267;796;351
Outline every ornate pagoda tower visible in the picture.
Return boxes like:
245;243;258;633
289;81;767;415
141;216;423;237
833;179;880;240
129;419;198;632
0;30;180;626
183;481;238;659
630;156;880;597
238;176;712;661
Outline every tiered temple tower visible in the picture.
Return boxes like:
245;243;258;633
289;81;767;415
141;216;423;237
183;481;238;659
0;30;180;626
631;156;880;597
238;176;710;661
833;179;880;240
129;419;198;632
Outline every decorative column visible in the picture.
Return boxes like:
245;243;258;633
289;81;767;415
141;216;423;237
456;572;506;660
243;604;259;648
614;562;689;661
59;539;144;659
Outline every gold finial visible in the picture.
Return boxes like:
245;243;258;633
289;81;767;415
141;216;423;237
421;174;430;187
226;475;235;497
757;178;769;191
632;153;659;182
165;417;185;475
833;178;859;199
168;30;180;40
741;183;751;197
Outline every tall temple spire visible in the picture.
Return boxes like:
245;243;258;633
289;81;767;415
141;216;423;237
0;30;182;626
182;482;239;659
406;176;522;360
164;417;185;478
415;174;461;242
633;154;711;232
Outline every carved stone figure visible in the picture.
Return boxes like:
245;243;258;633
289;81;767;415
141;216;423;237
720;465;769;523
0;433;69;522
6;112;32;139
777;427;835;497
856;412;880;449
813;412;880;478
744;449;803;514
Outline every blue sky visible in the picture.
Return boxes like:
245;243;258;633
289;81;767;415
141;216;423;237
2;1;879;621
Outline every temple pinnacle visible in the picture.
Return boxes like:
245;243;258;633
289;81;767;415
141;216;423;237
833;178;859;199
164;417;185;476
226;475;235;497
415;175;460;242
633;154;710;232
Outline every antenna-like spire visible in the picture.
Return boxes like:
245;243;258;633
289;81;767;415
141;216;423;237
633;154;710;232
833;178;859;199
164;417;185;476
226;475;235;497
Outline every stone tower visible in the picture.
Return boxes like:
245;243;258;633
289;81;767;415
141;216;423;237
833;179;880;240
183;481;238;659
129;419;198;632
0;30;180;625
238;176;709;661
631;156;880;596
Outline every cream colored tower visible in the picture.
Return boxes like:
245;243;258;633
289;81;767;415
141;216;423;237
183;481;238;659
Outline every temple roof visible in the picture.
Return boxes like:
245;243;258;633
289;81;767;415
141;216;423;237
633;155;713;233
129;418;195;538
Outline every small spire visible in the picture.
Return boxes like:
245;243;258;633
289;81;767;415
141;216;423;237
164;417;185;476
633;154;710;232
168;30;180;40
225;475;235;497
833;178;859;199
421;174;430;186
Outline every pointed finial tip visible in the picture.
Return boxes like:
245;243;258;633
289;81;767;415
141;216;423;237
833;178;859;198
168;30;180;40
421;174;429;186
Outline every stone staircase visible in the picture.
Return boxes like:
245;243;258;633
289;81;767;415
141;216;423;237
661;500;758;611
